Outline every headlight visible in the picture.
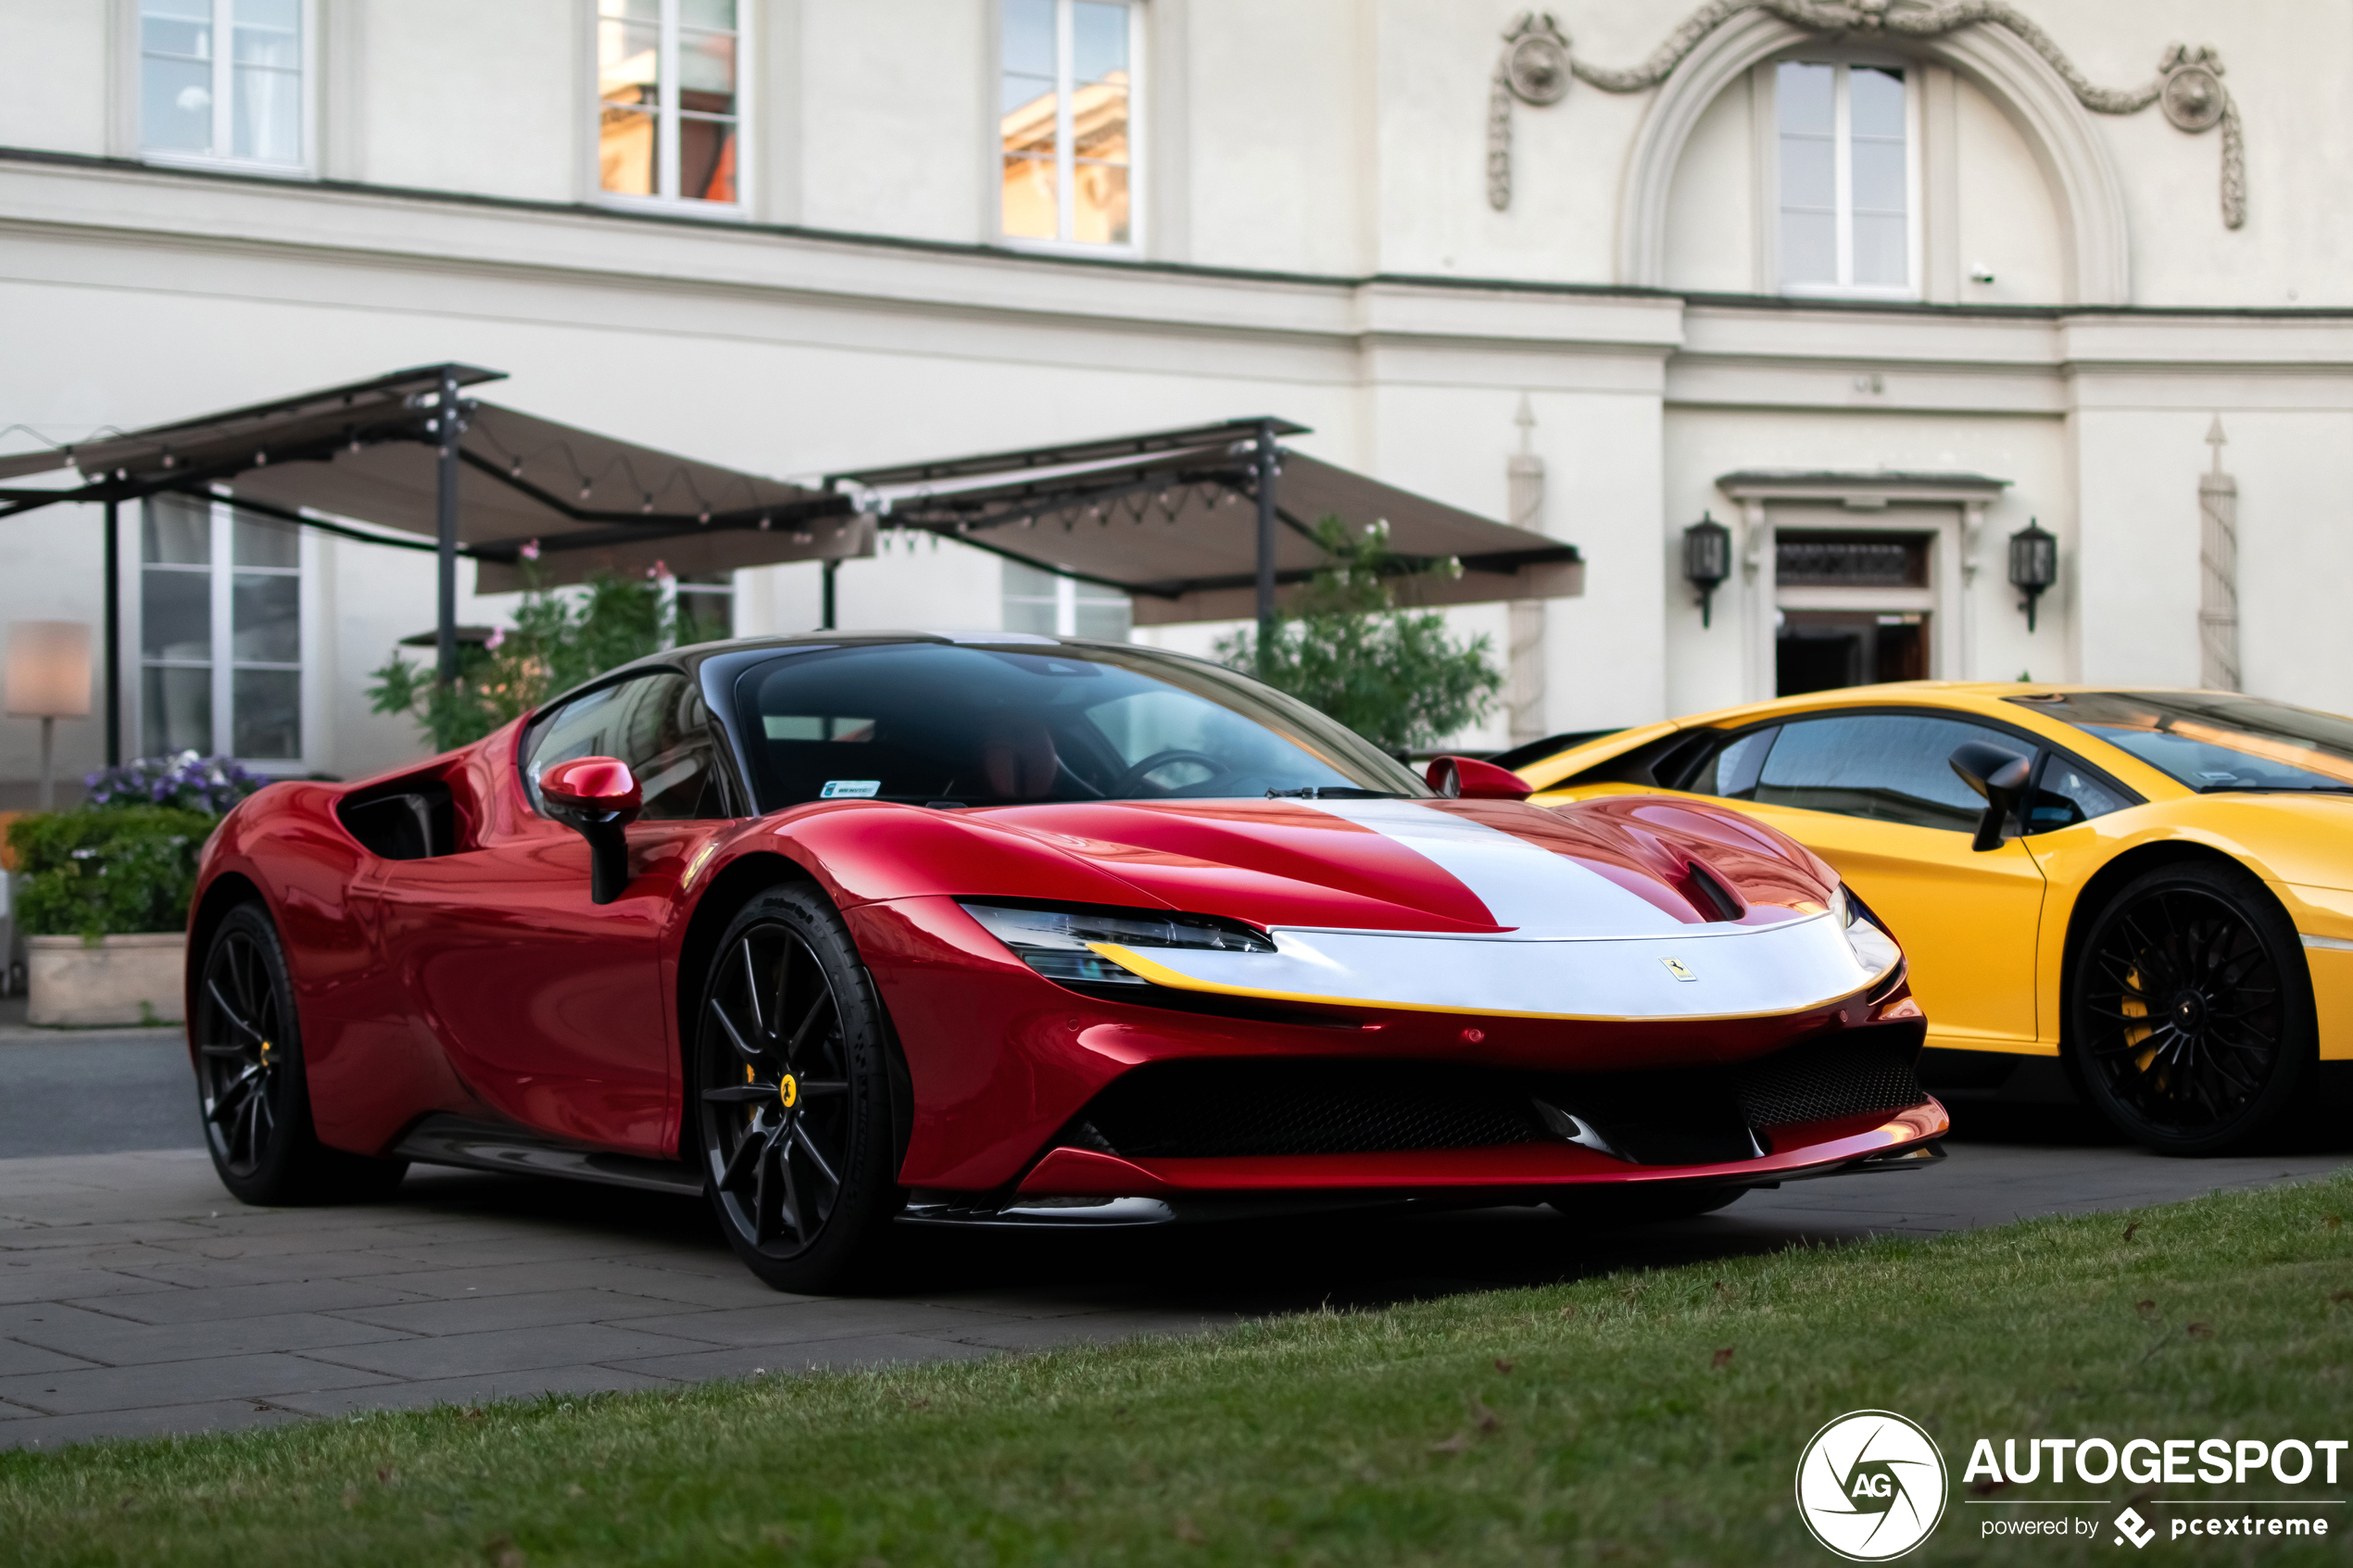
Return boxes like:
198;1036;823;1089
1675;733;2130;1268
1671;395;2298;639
1830;885;1902;976
959;901;1277;985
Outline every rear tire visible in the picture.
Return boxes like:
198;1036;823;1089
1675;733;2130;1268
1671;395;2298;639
194;904;409;1205
2069;860;2315;1157
693;884;901;1293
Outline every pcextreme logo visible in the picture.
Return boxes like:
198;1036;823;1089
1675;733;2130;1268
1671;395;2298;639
1795;1410;1951;1561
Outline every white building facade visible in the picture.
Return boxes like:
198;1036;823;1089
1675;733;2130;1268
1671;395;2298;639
1;0;2347;800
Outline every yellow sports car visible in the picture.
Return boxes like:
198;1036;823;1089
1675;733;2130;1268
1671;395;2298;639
1514;684;2353;1156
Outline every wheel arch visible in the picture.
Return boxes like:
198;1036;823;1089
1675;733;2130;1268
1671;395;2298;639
185;872;268;1038
671;850;915;1174
2055;838;2310;1063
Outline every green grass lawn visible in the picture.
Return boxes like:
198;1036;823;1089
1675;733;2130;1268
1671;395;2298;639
6;1173;2352;1566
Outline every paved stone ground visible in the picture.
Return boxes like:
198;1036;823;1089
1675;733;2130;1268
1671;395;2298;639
0;1012;2346;1450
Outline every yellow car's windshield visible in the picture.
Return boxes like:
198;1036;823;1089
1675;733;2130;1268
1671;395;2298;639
2011;691;2353;795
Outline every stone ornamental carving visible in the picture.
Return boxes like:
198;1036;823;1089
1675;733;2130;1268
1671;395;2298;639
1488;13;1573;210
1486;0;2246;230
2199;416;2239;693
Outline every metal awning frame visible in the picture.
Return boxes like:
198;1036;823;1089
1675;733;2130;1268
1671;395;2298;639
0;362;852;766
836;415;1581;634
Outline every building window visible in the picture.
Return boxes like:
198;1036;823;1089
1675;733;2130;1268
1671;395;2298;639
140;496;303;763
598;0;741;206
1000;0;1137;246
1001;559;1131;640
1776;60;1912;295
138;0;308;169
674;574;735;642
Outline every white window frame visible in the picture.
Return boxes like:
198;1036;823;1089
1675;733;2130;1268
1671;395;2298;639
133;0;318;176
1765;56;1923;301
1000;559;1131;639
669;572;737;639
995;0;1146;255
129;496;317;774
590;0;752;219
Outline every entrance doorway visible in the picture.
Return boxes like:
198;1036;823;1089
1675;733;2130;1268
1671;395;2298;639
1770;529;1933;696
1777;611;1929;696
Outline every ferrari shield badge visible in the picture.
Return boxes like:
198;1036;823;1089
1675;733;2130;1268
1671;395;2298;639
1660;957;1697;982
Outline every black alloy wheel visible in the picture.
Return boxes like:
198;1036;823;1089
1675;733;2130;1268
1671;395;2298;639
195;904;407;1204
2071;861;2315;1156
696;884;900;1291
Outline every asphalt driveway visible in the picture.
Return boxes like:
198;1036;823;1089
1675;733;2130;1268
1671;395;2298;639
0;1018;2346;1450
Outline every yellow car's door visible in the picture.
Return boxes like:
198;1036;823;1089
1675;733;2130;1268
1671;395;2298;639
1693;710;2050;1052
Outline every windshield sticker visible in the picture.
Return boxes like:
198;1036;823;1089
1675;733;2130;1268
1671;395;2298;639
820;780;881;799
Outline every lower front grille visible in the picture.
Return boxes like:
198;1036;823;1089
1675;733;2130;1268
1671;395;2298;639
1055;1024;1928;1167
1076;1060;1543;1159
1733;1033;1930;1127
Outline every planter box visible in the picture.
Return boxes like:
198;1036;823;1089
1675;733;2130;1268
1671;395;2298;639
26;934;185;1028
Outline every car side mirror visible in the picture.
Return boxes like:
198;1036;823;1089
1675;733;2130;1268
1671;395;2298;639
1427;755;1534;801
1948;741;2032;854
539;756;643;904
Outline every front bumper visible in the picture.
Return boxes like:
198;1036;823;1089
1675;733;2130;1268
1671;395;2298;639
849;895;1933;1194
1012;1099;1949;1199
898;1100;1949;1227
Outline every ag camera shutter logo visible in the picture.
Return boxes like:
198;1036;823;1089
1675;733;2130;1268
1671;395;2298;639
1795;1410;1949;1560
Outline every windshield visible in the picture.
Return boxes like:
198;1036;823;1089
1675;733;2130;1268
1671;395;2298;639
732;641;1428;812
2009;690;2353;795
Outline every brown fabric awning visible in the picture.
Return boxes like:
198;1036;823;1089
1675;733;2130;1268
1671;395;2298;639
0;365;862;591
833;418;1581;624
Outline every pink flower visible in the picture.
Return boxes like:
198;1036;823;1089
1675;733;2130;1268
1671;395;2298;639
484;627;506;650
520;539;541;561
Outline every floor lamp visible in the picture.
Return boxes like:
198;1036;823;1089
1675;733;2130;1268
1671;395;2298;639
6;621;94;810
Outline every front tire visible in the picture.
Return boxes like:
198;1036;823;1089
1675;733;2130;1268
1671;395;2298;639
194;903;408;1204
694;884;900;1292
2070;860;2315;1156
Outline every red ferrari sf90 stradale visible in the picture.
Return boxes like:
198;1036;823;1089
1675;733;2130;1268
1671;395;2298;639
185;633;1945;1290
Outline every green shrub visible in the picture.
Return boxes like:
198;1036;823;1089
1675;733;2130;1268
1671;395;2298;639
369;564;709;752
1218;516;1504;754
6;807;217;942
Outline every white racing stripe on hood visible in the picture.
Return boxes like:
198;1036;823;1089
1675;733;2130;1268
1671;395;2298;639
1299;797;1689;939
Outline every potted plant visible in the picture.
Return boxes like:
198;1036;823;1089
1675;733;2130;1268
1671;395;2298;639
7;754;260;1027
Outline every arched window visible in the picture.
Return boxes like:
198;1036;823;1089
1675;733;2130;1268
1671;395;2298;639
1772;61;1918;297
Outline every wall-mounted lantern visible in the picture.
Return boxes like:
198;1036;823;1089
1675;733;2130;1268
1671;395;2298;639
2007;519;2057;632
1683;512;1732;628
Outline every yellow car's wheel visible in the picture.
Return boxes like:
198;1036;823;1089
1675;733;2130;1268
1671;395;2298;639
2071;861;2315;1157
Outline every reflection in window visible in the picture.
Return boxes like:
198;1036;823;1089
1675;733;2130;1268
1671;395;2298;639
2015;690;2353;796
1751;713;2004;833
139;496;303;762
1693;727;1778;799
140;0;304;168
2027;760;2130;832
1778;60;1908;293
523;672;726;820
735;643;1416;811
1001;559;1132;641
599;0;739;205
1000;0;1135;245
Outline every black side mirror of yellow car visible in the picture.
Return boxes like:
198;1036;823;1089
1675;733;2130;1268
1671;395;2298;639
1949;742;2033;853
